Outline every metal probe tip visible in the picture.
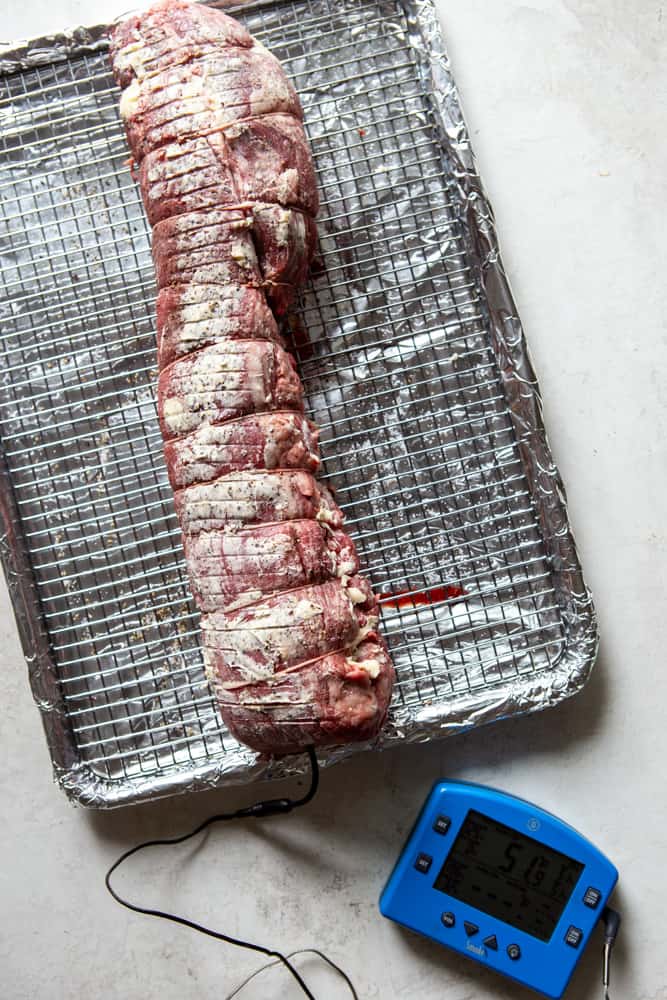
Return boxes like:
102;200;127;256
603;940;612;995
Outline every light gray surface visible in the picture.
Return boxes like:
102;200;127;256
1;1;665;998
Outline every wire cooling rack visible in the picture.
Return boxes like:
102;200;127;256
0;0;595;806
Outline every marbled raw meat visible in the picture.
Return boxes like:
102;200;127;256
182;520;359;612
110;1;253;89
111;0;394;756
202;577;378;682
152;203;315;314
151;206;258;290
119;50;302;161
158;340;303;439
139;116;318;226
156;281;281;368
214;639;395;754
139;133;237;226
163;411;320;490
250;204;319;315
174;469;343;533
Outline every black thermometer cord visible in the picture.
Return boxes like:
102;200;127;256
105;747;358;1000
106;755;621;1000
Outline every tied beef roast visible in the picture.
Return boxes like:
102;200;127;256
110;0;394;754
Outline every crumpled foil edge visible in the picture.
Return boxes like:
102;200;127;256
0;23;109;75
0;0;598;808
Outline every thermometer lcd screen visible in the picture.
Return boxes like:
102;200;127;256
433;810;585;941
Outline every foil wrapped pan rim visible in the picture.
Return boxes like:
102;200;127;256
0;23;110;75
0;0;598;808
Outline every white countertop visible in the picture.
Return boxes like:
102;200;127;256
1;2;665;998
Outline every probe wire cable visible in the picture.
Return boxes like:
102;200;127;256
105;746;358;999
225;948;359;1000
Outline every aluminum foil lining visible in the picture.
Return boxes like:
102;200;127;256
0;0;598;807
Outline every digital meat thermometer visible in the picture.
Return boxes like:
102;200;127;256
380;781;619;998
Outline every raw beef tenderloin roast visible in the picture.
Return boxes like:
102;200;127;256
110;0;394;754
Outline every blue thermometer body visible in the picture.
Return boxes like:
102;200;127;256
380;781;618;998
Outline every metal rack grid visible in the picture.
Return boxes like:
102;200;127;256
0;0;566;801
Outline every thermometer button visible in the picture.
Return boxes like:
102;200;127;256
507;944;521;961
433;815;451;835
583;886;602;908
414;853;432;874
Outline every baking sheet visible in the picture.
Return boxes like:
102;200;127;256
0;0;598;807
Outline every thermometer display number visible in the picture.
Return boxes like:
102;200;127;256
433;810;584;941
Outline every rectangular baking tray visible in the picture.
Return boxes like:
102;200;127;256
0;0;598;807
